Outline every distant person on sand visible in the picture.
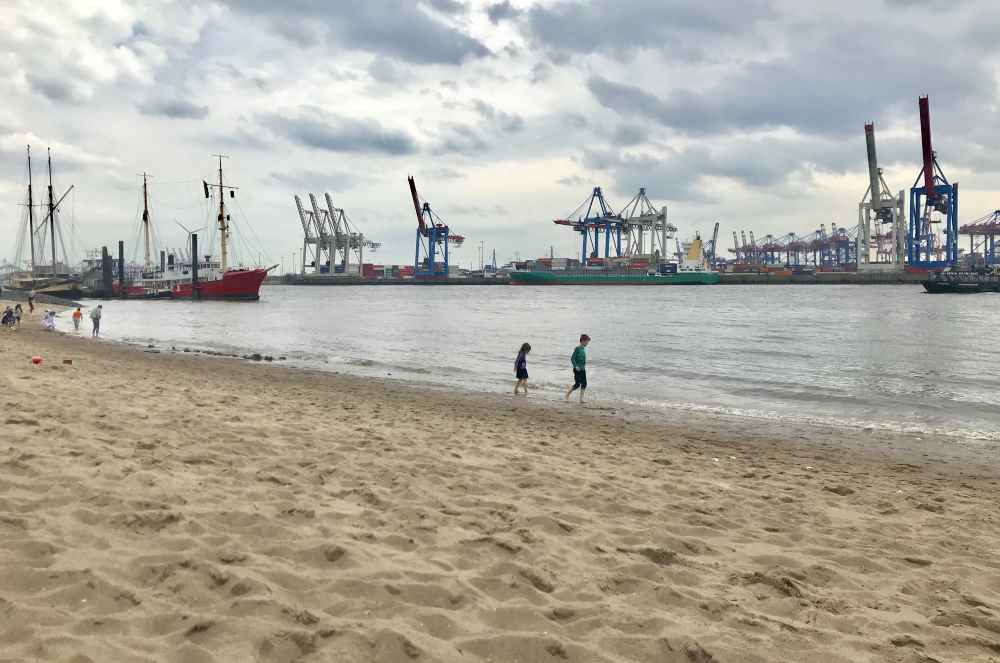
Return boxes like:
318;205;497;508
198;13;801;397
90;304;102;337
40;310;55;331
1;307;13;328
514;343;531;395
13;304;22;328
72;307;82;331
27;289;35;313
565;334;591;403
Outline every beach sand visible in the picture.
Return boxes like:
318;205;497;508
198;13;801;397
2;318;999;662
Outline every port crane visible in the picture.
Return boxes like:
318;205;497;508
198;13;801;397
704;221;720;266
908;96;958;268
857;122;906;267
616;188;675;262
959;210;1000;267
295;193;380;275
554;187;626;262
408;176;463;278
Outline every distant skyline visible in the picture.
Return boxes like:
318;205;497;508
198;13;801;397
3;0;999;268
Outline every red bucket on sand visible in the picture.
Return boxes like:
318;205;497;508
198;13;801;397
31;356;42;365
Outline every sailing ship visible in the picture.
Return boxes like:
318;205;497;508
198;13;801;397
117;157;268;300
6;146;83;299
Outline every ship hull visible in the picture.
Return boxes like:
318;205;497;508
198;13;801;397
122;268;268;300
922;271;1000;293
509;270;720;285
923;280;1000;293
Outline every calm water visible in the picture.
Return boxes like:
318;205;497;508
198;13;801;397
60;284;1000;443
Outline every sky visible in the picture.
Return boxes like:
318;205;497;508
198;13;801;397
2;0;999;269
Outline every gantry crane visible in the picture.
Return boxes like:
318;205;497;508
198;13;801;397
409;176;463;278
857;122;906;268
908;96;958;268
553;187;624;262
616;188;675;263
295;193;380;275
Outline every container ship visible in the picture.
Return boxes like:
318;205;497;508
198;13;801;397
510;236;719;285
116;159;268;300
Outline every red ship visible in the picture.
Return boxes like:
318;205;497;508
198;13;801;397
117;158;270;300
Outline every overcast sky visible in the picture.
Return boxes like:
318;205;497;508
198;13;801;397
3;0;999;268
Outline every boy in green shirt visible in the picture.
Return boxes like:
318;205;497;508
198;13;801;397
565;334;591;403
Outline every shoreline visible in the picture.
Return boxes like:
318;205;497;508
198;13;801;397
50;307;1000;467
3;324;999;662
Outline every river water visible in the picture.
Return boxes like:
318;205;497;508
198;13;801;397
60;284;1000;444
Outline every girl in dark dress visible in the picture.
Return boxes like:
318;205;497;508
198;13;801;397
514;343;531;395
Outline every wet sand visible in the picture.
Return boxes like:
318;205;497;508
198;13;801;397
2;319;999;662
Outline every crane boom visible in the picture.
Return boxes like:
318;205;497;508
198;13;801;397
919;96;935;197
709;221;720;261
864;123;883;207
407;176;426;233
294;195;313;238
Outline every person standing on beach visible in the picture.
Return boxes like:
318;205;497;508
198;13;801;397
13;304;22;328
565;334;591;403
27;289;35;313
90;304;102;337
514;343;531;395
72;307;82;331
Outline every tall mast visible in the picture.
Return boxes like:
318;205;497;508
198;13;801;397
47;148;57;275
26;146;36;276
217;155;228;272
142;173;151;271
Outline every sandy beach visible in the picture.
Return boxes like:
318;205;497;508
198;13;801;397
1;318;999;663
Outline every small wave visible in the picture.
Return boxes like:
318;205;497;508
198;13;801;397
616;396;1000;443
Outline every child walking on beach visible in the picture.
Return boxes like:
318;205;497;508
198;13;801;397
72;307;82;331
565;334;591;403
514;343;531;395
90;305;102;338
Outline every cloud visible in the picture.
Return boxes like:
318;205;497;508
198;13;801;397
487;1;519;23
27;74;89;104
267;169;368;193
137;97;209;119
434;123;490;155
368;56;407;85
228;1;490;65
427;0;465;13
261;107;418;155
523;0;773;58
471;99;525;132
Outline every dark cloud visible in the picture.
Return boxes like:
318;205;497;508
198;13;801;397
433;123;490;155
261;107;418;155
228;1;490;64
585;8;994;140
28;74;86;104
582;132;863;203
523;0;773;58
471;100;525;132
368;56;407;85
613;124;646;146
137;98;210;120
431;99;526;155
427;0;464;13
487;1;519;23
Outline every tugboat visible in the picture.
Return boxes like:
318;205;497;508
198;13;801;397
923;267;1000;293
118;157;269;300
510;236;720;285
